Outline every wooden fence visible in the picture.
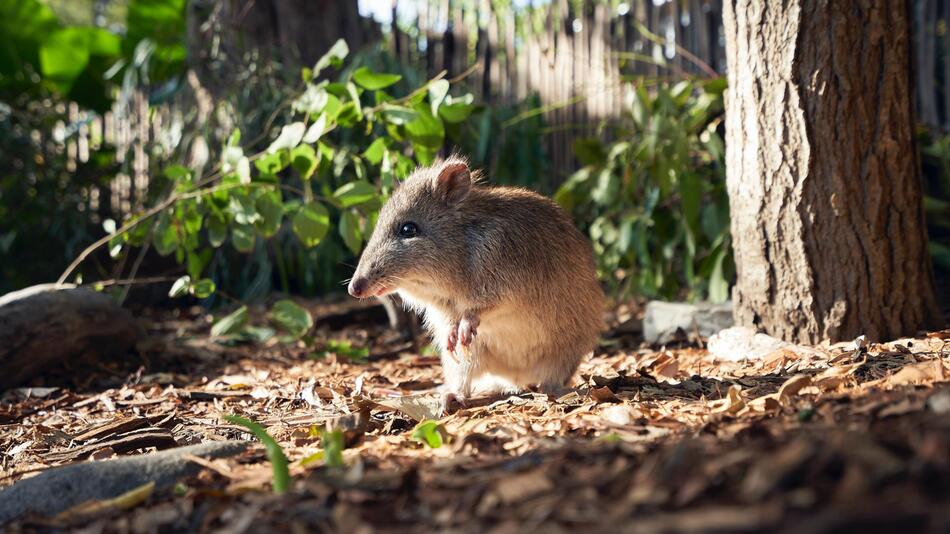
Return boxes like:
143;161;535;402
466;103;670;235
388;0;726;181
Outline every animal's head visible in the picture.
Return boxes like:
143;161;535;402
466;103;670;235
347;157;474;299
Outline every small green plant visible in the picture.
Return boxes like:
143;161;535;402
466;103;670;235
268;299;314;340
310;339;370;362
556;79;731;302
411;420;448;448
299;427;345;468
224;414;291;494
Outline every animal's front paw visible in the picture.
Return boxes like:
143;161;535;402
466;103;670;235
446;325;459;354
440;389;467;416
458;314;479;347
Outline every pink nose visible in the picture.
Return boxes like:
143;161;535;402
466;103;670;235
348;277;369;298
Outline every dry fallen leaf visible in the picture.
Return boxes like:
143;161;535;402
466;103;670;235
56;481;155;520
884;360;947;387
778;374;812;401
375;394;443;422
711;385;745;415
589;386;621;404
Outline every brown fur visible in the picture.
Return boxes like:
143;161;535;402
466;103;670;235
349;157;604;402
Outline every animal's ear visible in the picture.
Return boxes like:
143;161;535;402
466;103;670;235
433;161;471;205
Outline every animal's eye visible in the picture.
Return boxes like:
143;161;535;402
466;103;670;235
397;221;418;238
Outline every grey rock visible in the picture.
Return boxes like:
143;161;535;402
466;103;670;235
0;441;248;524
642;301;733;344
707;326;790;361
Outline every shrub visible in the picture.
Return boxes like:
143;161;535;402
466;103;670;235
64;40;476;311
556;79;731;302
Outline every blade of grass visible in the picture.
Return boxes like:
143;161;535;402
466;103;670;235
225;414;290;494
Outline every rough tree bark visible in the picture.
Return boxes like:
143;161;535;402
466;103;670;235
723;1;942;344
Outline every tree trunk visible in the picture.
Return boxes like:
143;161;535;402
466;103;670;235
188;0;376;95
723;0;942;344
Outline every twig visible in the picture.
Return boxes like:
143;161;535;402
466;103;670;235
57;180;310;285
632;21;719;78
117;224;154;305
84;276;181;288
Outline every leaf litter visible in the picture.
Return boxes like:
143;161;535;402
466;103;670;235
0;298;948;532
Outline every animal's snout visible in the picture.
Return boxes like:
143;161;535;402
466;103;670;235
348;277;370;298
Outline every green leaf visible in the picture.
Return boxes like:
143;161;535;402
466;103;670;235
574;138;607;166
153;212;179;256
345;81;363;117
186;248;212;279
291;145;319;180
352;66;402;90
221;146;250;184
267;122;306;153
405;104;445;151
292;202;330;248
126;0;187;81
211;306;249;337
428;79;450;116
40;28;92;89
381;105;418;125
591;169;619;206
339;210;363;255
333;181;377;208
231;224;256;253
411;420;447;448
293;84;328;115
207;213;227;247
438;94;475;123
228;195;260;225
312;339;369;362
320;428;345;468
255;151;290;176
629;84;651;127
164;164;192;183
708;245;730;303
224;415;290;494
191;278;216;298
168;275;191;298
362;138;388;165
312;38;348;76
255;190;284;237
301;114;327;144
269;299;314;340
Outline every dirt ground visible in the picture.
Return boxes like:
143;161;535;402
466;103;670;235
2;297;949;533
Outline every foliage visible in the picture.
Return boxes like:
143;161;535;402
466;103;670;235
919;128;950;274
459;93;551;192
224;414;291;494
299;427;345;468
556;79;731;302
0;0;183;111
411;420;448;448
69;39;475;320
0;0;189;294
311;339;370;362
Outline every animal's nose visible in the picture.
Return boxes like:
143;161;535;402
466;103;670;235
348;277;369;298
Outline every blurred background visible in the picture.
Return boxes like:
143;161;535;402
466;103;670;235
2;0;948;308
